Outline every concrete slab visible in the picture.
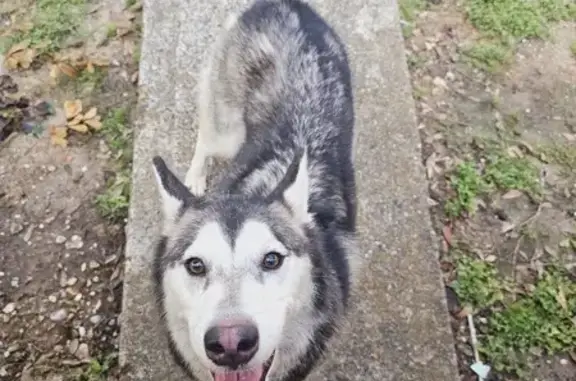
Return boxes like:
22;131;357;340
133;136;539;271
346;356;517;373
119;0;460;380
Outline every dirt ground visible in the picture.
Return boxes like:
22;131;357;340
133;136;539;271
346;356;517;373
0;0;140;380
403;1;576;380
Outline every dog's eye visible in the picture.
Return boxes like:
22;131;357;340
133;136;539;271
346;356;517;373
185;257;206;276
261;252;284;271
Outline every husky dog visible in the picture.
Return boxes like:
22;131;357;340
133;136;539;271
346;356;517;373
151;1;357;380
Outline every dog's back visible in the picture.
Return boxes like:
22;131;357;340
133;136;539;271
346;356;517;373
210;0;356;233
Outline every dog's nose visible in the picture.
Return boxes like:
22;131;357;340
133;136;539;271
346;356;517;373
204;319;259;369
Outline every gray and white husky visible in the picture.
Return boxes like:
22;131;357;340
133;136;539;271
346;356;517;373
151;1;358;380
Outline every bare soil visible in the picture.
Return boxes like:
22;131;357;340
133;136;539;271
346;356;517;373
404;1;576;381
0;0;141;380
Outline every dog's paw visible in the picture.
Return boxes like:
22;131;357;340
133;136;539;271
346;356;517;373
185;169;207;197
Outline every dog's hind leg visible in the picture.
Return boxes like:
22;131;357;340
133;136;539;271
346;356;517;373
185;13;244;196
185;62;214;196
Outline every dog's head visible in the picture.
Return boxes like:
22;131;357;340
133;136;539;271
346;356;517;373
151;152;316;381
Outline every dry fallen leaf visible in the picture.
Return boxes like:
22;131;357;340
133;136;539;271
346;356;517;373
502;189;523;200
50;126;68;147
62;103;102;132
84;107;98;120
64;100;83;120
4;48;36;70
6;39;31;56
84;117;102;130
68;123;89;133
58;62;78;78
68;114;84;126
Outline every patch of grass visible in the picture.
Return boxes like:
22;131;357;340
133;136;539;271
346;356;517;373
106;23;117;39
480;269;576;376
445;151;541;217
452;256;504;310
8;0;87;53
75;68;107;94
133;45;141;65
95;108;133;222
540;143;576;178
463;40;513;73
484;153;541;196
125;0;138;8
77;353;118;381
445;161;487;218
399;0;425;38
465;0;576;41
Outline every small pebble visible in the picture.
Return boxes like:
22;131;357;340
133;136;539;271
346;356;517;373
65;235;84;250
67;339;79;355
88;260;100;269
75;343;90;360
2;303;15;314
67;277;78;286
49;308;67;322
89;315;102;325
55;235;67;244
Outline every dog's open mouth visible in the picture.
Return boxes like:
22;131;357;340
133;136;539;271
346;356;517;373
212;354;274;381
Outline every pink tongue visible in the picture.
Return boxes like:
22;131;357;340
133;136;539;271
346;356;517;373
214;367;264;381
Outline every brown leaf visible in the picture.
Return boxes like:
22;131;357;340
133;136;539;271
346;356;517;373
502;189;523;200
58;62;78;78
68;114;84;126
442;224;453;247
4;48;35;70
455;305;472;319
50;126;68;147
68;123;89;133
64;100;83;120
83;107;98;120
84;118;102;130
6;39;31;57
89;57;109;67
4;56;19;70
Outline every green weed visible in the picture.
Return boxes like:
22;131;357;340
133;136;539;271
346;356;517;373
77;353;118;381
480;269;576;375
445;151;541;217
571;40;576;57
445;161;486;218
463;41;512;73
9;0;87;53
399;0;425;38
452;256;504;310
95;108;133;222
465;0;576;41
483;154;541;196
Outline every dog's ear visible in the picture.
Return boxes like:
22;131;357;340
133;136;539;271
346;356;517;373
152;156;195;224
266;149;311;224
